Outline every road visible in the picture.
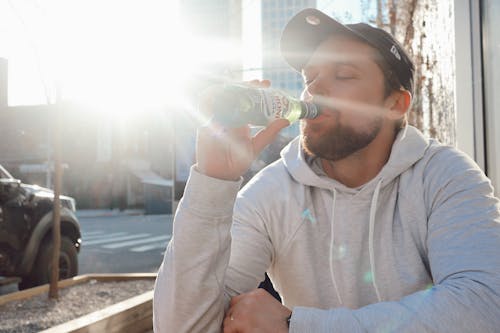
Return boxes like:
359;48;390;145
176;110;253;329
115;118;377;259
78;212;173;274
0;211;281;299
0;211;173;295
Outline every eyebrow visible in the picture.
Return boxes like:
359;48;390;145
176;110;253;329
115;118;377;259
335;61;361;69
302;61;361;75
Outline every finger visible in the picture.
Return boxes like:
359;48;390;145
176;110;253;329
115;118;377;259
228;125;251;141
200;124;249;153
230;294;245;307
251;119;290;155
260;79;271;88
222;316;235;333
246;79;260;87
219;126;252;162
246;79;271;88
207;118;250;137
223;308;239;333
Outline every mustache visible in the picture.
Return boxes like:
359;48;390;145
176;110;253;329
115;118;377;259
310;95;390;117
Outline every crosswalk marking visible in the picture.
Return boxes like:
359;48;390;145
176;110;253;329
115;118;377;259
81;229;171;252
84;232;128;241
84;233;150;246
130;237;172;252
84;231;104;237
102;235;171;249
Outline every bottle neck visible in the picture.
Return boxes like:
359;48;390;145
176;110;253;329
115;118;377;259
299;101;320;120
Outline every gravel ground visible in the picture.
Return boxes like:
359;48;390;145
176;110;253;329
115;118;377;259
0;279;155;333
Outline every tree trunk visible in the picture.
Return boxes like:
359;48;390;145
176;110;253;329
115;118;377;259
375;0;456;145
387;0;456;145
49;103;62;299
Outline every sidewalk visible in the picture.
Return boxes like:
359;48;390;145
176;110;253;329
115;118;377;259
76;209;145;219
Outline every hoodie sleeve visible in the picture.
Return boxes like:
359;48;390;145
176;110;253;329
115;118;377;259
289;147;500;333
153;166;242;333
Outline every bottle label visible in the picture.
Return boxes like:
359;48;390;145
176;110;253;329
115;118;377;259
260;90;290;120
217;85;296;126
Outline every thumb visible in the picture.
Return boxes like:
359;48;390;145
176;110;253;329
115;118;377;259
251;119;290;156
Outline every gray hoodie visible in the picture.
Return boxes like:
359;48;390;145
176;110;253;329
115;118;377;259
153;126;500;332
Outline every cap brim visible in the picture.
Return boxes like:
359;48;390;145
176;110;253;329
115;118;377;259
280;8;357;72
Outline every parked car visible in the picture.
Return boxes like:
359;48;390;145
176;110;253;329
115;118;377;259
0;164;81;289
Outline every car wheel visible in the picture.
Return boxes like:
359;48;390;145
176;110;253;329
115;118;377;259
19;236;78;290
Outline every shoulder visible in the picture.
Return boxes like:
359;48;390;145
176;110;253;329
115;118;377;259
397;140;494;215
416;140;496;212
420;141;488;187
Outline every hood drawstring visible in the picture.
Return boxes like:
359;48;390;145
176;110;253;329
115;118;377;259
329;188;343;305
369;179;383;302
330;179;383;305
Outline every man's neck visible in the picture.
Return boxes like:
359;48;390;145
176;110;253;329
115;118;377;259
320;124;397;188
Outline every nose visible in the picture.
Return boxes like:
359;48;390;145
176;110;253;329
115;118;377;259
303;75;329;100
301;73;339;113
300;88;313;102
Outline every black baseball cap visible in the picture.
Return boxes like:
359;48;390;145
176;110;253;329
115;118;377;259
280;8;415;93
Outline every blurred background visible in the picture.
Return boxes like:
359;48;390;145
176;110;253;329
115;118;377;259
0;0;498;211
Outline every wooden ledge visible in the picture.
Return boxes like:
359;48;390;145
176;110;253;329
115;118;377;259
0;273;157;306
39;290;154;333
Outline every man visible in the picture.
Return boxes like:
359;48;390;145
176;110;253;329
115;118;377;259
153;8;500;332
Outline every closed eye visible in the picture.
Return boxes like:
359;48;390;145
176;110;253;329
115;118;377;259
336;76;355;80
335;65;358;80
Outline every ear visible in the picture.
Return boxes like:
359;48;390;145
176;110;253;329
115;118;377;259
385;90;412;121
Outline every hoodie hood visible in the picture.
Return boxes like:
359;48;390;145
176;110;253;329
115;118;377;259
281;125;430;191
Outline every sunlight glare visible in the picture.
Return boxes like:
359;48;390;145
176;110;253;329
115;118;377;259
4;0;246;115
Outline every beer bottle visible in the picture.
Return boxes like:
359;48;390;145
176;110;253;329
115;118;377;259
210;84;319;127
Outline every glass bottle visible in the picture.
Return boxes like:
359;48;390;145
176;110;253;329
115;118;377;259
210;84;319;127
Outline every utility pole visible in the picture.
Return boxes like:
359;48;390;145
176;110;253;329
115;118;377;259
48;86;62;299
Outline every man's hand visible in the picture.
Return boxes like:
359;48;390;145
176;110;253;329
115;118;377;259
195;80;289;181
195;120;287;181
223;289;292;333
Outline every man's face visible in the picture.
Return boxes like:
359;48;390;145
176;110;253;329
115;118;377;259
300;34;390;161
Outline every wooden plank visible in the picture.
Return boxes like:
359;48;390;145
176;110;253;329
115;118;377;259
0;273;156;306
0;273;157;332
0;275;90;306
88;273;157;282
39;290;154;333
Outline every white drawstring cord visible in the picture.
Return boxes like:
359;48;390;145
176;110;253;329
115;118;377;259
369;179;383;302
399;123;408;140
329;188;343;305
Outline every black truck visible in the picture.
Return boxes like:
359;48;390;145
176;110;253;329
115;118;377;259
0;164;81;289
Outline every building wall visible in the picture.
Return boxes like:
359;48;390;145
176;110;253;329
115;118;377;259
261;2;313;96
261;0;316;139
0;101;175;209
180;0;242;79
454;0;500;195
482;0;500;195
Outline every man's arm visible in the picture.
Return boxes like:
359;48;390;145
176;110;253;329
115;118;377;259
153;167;242;332
219;146;500;333
288;148;500;332
153;84;290;332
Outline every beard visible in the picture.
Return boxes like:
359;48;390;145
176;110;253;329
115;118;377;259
301;112;383;161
